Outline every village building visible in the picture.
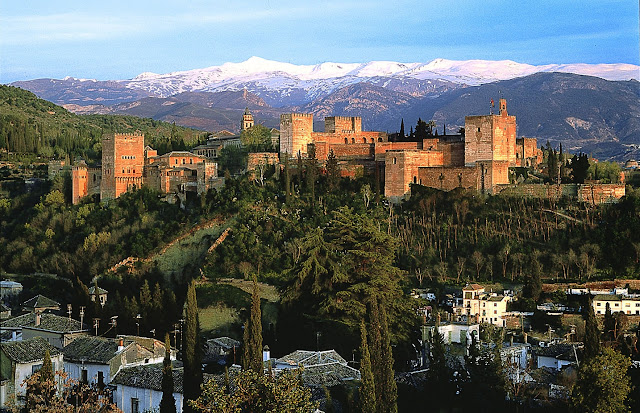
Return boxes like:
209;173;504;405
592;294;640;315
458;284;513;327
273;349;361;389
62;336;173;389
0;280;22;300
533;343;581;371
203;336;241;368
21;294;60;313
89;285;108;307
111;364;186;413
0;312;88;347
0;337;63;408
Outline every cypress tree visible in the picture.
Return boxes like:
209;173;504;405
40;348;54;381
368;298;384;410
326;149;339;192
160;333;176;413
359;320;376;413
183;280;202;413
243;278;263;372
284;153;291;204
379;302;398;413
399;119;405;139
583;295;601;360
603;302;615;343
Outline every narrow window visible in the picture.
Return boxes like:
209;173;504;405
81;369;88;384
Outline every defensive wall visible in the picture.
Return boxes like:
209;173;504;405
497;183;625;204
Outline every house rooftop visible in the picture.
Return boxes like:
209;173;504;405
207;337;241;350
1;337;60;364
276;350;348;367
592;294;624;301
1;312;86;333
112;364;183;393
463;284;484;291
62;336;120;364
21;294;60;310
274;350;360;387
88;286;108;295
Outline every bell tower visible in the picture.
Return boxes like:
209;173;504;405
241;107;254;131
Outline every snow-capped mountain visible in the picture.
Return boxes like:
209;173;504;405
11;56;638;108
121;56;639;104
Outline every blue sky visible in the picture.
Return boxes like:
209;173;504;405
1;0;638;83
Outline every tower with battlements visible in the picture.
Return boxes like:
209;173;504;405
101;133;145;200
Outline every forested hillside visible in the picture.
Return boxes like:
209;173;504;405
0;85;207;163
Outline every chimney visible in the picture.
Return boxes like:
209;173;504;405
523;332;528;344
117;338;125;352
35;311;41;326
262;345;270;362
510;335;514;346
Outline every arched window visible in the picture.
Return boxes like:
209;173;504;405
345;138;348;144
393;157;397;165
352;138;355;144
362;138;366;143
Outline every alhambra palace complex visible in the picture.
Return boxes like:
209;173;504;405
69;99;625;205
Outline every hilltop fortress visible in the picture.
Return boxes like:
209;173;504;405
66;100;625;205
279;99;542;200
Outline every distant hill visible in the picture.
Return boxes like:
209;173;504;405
0;85;205;162
62;90;285;132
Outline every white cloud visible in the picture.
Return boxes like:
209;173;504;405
0;2;364;46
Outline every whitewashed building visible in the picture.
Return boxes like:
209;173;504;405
0;337;63;408
112;364;184;413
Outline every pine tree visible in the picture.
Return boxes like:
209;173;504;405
243;278;263;372
183;280;203;413
160;333;177;413
583;295;601;360
379;302;398;413
359;321;376;413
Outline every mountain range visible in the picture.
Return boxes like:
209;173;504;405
9;57;640;161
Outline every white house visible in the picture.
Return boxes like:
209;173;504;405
533;343;581;371
459;284;513;326
111;364;184;413
422;322;479;346
63;336;173;389
1;312;89;348
592;294;640;316
0;337;63;408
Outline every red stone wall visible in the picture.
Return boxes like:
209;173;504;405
578;184;626;204
438;141;465;167
515;137;540;167
384;150;444;198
